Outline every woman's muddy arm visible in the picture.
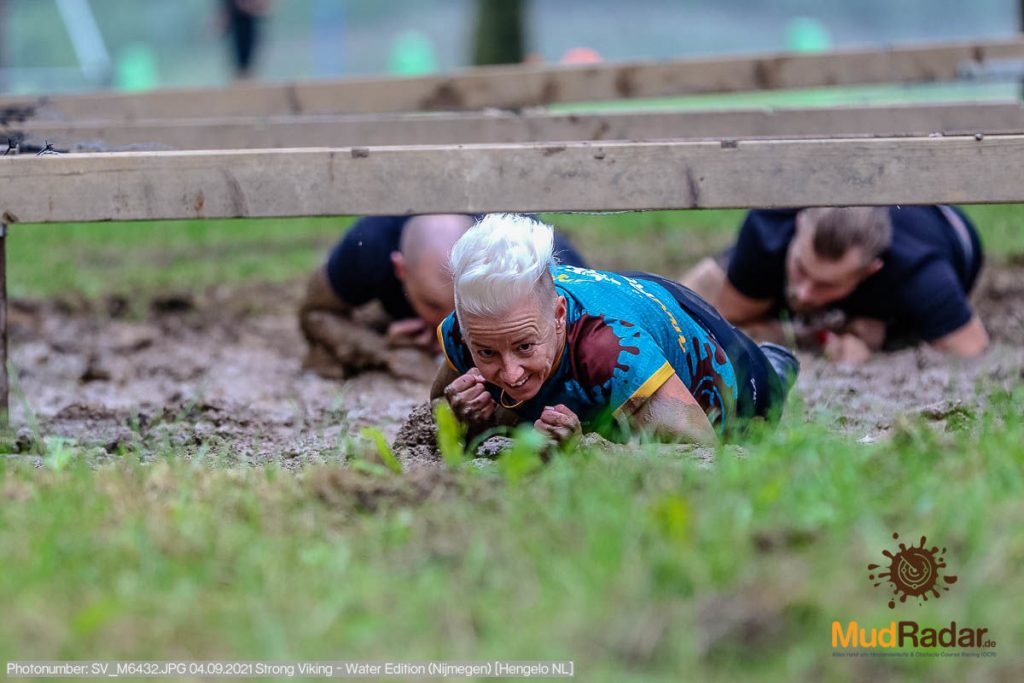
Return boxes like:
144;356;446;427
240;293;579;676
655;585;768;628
430;364;461;402
628;374;718;445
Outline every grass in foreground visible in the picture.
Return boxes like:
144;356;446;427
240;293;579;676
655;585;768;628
1;389;1022;681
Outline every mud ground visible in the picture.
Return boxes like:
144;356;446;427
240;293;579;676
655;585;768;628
6;266;1024;466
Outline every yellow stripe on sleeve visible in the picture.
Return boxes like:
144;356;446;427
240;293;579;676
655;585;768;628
437;322;457;372
612;361;675;419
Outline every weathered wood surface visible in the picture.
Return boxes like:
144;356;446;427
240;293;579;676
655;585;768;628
1;135;1022;223
2;38;1022;121
0;224;7;425
6;102;1024;150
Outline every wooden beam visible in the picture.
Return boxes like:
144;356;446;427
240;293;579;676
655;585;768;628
3;37;1023;121
0;222;6;427
7;101;1024;151
1;135;1022;222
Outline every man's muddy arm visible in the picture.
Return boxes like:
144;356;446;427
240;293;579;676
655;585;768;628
682;259;775;325
300;266;353;319
300;266;394;371
930;315;989;357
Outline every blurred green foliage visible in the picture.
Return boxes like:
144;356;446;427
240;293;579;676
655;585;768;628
9;205;1024;301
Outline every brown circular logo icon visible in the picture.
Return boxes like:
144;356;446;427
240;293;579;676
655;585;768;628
867;532;958;609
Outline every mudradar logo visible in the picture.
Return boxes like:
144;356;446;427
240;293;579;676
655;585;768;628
831;532;996;653
867;532;958;609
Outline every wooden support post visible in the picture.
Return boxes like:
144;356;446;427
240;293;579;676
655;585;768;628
0;222;7;428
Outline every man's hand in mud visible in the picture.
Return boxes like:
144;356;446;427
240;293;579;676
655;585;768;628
843;317;886;351
823;332;872;364
535;404;582;447
791;310;848;350
386;318;438;351
443;368;497;426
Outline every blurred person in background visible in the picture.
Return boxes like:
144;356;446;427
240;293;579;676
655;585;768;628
220;0;270;79
682;205;988;363
299;214;587;380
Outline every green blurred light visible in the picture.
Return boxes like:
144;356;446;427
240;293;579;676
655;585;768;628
389;30;438;76
786;17;832;53
115;43;158;91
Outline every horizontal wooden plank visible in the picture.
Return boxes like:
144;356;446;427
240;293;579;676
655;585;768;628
7;101;1024;151
2;37;1023;121
0;135;1021;223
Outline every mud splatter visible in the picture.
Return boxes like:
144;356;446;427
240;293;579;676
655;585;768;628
567;314;635;388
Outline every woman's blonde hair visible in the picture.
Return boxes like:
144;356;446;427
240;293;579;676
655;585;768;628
449;213;557;319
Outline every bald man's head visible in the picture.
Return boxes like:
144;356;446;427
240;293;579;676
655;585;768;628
391;214;476;329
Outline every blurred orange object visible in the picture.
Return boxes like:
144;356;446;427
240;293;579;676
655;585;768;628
561;47;602;64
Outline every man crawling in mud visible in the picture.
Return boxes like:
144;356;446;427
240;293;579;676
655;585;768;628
681;205;988;363
300;214;586;379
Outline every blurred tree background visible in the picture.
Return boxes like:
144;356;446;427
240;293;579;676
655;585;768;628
0;0;1017;94
472;0;525;65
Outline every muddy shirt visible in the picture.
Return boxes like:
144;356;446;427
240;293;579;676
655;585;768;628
438;265;739;439
325;216;588;320
726;206;982;342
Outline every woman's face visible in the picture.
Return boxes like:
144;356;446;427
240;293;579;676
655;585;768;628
461;295;566;403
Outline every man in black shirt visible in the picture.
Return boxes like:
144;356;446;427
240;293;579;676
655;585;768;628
681;206;988;363
300;214;587;378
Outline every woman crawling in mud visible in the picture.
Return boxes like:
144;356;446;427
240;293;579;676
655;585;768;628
430;214;800;445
